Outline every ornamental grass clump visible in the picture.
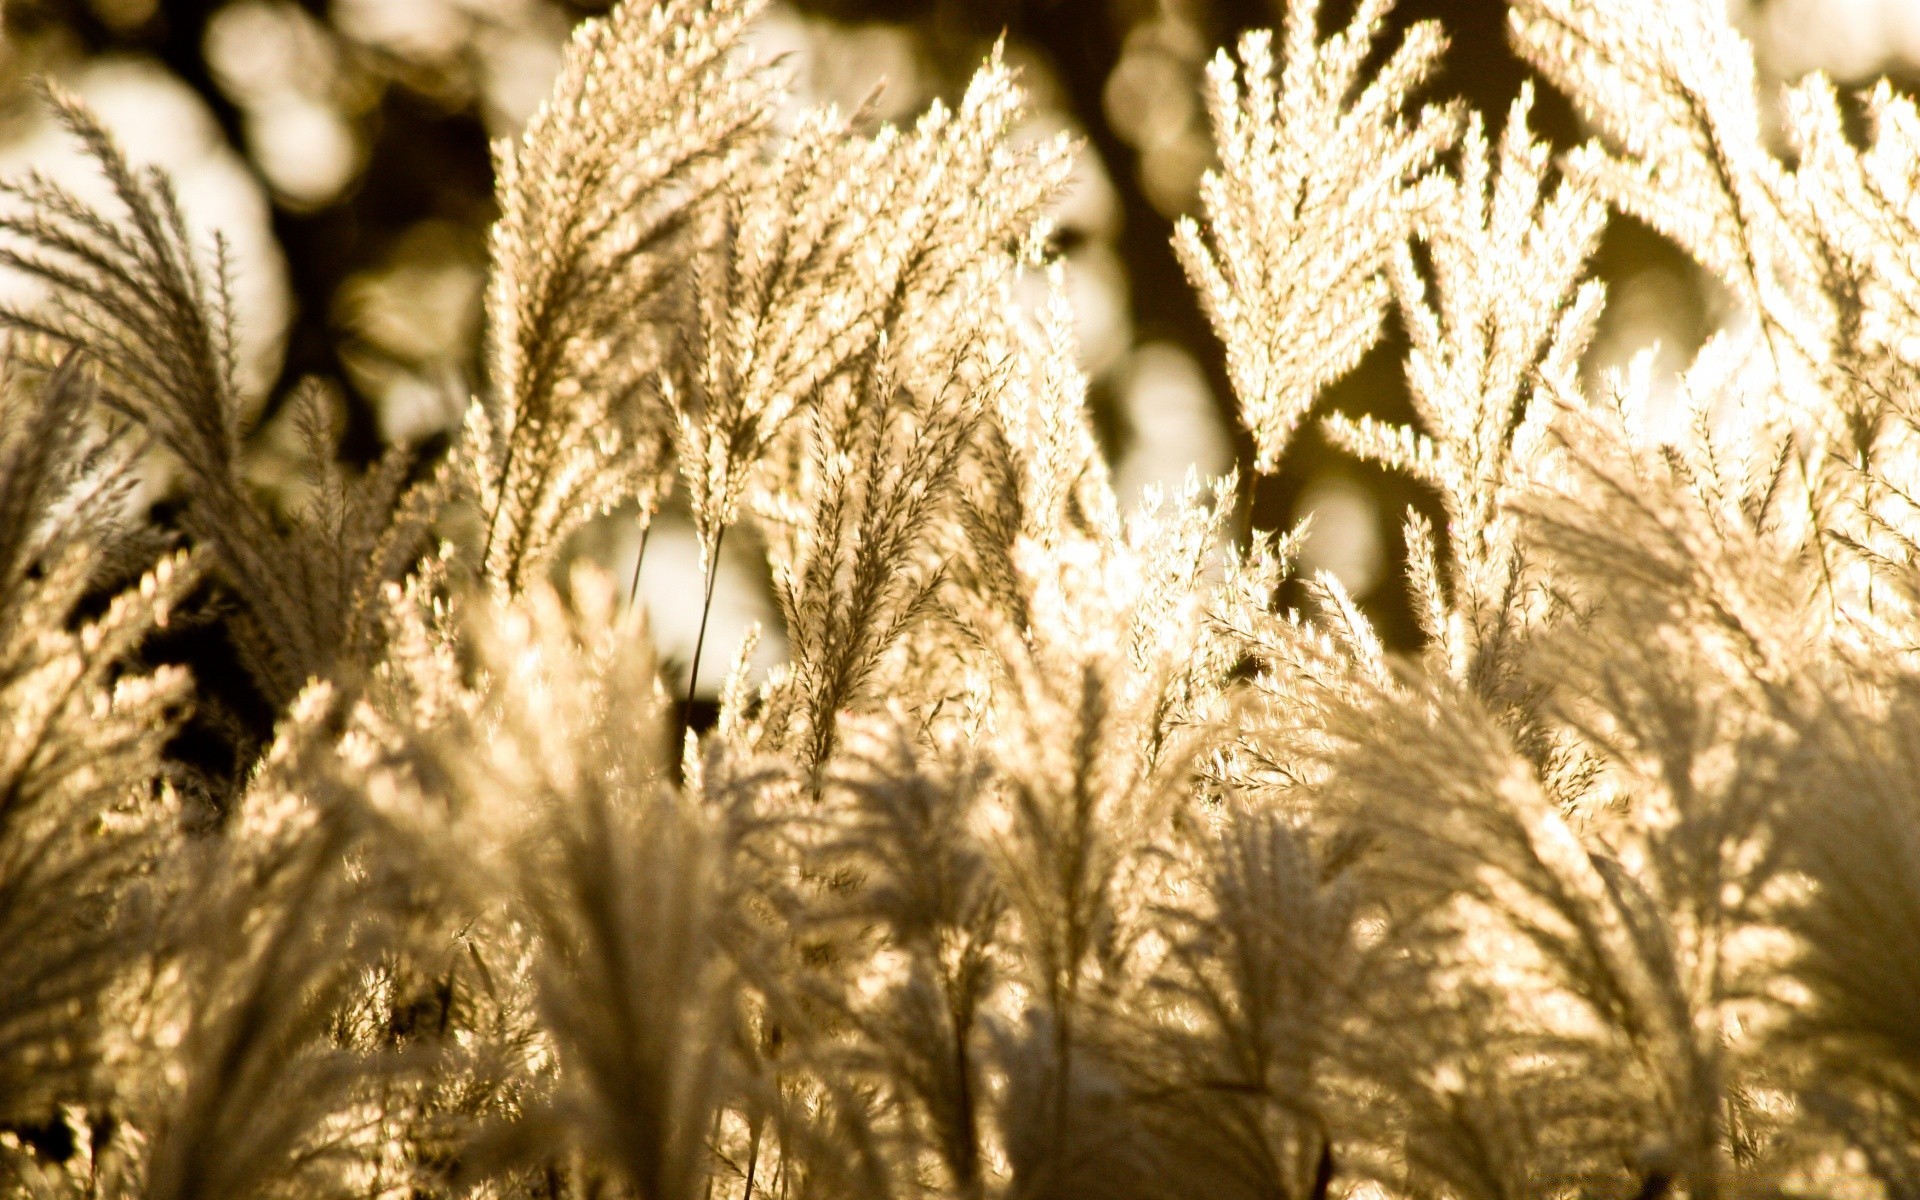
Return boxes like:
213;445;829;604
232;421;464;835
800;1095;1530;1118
4;0;1920;1196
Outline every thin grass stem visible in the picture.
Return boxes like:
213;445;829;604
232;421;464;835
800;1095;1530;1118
684;523;726;727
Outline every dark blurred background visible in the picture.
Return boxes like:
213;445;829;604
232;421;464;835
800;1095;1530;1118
2;0;1914;663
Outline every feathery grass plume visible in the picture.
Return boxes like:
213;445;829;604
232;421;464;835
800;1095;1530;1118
957;281;1239;770
0;368;196;1132
249;382;448;701
1508;0;1837;414
700;296;1068;1194
983;662;1174;1197
0;84;244;492
1127;800;1360;1200
0;90;443;712
1524;342;1829;689
1783;76;1920;391
473;0;777;596
971;450;1236;853
349;554;475;757
945;303;1272;1195
138;686;403;1200
1174;0;1461;472
945;443;1214;1193
1774;676;1920;1197
1524;592;1797;1190
1579;60;1920;1173
0;560;194;1121
1311;666;1739;1197
948;279;1119;662
994;1003;1173;1200
1348;977;1636;1200
1780;75;1920;619
0;351;142;596
1313;350;1826;1195
724;298;1231;1198
416;573;737;1200
315;562;565;1200
1323;87;1606;690
674;51;1069;644
0;556;192;1111
818;727;1004;1199
1187;527;1324;803
514;776;728;1200
759;338;994;778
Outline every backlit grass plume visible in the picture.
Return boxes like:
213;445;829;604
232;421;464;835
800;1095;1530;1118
4;0;1920;1196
